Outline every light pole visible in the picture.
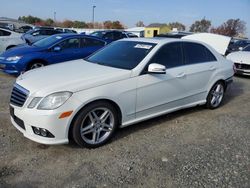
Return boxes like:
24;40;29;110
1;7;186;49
92;5;96;28
54;11;56;23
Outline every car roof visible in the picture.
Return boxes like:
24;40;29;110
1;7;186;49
51;33;107;41
120;37;179;44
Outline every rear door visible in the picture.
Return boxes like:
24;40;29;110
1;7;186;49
181;42;219;102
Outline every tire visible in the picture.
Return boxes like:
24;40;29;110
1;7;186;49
206;81;225;109
71;101;119;148
27;61;45;71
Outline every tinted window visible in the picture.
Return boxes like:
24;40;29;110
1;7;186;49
243;45;250;51
33;35;63;47
103;32;113;40
87;41;156;70
183;42;216;64
59;38;80;50
113;32;123;40
81;38;105;47
0;29;11;36
150;42;183;68
90;31;105;38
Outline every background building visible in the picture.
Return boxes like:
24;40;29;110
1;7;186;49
145;23;171;37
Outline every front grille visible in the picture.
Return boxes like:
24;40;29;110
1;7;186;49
10;84;29;107
234;63;250;70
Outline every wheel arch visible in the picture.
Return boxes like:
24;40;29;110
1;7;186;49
6;45;16;50
26;59;48;71
67;98;122;141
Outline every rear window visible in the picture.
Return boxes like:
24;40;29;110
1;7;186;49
87;41;156;70
183;42;217;64
0;29;11;36
81;38;105;47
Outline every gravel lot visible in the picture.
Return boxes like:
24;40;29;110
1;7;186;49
0;72;249;188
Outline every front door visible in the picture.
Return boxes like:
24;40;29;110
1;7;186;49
136;42;187;118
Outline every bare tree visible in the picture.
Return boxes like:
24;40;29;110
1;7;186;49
136;21;145;27
211;19;246;37
190;18;211;32
168;22;186;31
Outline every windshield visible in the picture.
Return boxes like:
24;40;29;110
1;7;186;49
243;45;250;51
90;31;105;38
86;41;156;70
32;35;63;47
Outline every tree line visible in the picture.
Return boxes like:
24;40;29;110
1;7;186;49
18;15;246;37
18;15;124;29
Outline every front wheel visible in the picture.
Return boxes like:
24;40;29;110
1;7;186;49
206;81;225;109
27;62;45;71
71;101;119;148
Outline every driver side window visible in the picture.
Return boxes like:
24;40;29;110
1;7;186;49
149;42;183;68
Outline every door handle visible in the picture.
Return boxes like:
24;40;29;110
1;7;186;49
176;72;186;78
209;66;216;71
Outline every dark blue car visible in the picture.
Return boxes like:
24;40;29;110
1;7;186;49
0;34;107;75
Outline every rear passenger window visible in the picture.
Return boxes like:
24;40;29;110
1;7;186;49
59;38;80;49
183;42;216;64
81;38;105;47
150;42;183;68
0;29;11;36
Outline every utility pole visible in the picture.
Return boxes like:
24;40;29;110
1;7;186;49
92;5;96;28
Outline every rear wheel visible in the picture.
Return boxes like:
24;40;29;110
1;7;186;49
71;101;119;148
206;81;225;109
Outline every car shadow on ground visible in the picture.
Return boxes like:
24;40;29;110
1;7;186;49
223;76;245;105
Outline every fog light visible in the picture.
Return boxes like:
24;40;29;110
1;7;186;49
32;126;55;138
40;128;47;137
33;127;40;135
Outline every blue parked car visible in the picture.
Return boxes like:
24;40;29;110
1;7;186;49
0;34;108;75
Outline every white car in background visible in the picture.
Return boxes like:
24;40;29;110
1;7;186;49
0;28;24;53
226;45;250;76
9;36;234;148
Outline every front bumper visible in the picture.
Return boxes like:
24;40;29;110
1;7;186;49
234;63;250;76
10;105;70;145
0;59;21;75
9;95;81;145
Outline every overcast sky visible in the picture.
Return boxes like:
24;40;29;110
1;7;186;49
1;0;250;37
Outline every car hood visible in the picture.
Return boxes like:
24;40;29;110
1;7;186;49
226;51;250;65
16;59;132;96
1;44;43;57
182;33;231;55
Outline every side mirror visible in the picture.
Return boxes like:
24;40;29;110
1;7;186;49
53;46;61;52
148;63;166;74
239;47;243;51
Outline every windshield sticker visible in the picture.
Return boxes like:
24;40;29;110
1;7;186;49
134;44;152;49
56;36;62;39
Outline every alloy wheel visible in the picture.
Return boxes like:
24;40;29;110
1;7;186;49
80;107;115;145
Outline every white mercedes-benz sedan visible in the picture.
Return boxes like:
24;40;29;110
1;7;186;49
10;37;234;148
226;44;250;76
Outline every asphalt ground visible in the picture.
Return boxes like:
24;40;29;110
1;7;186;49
0;72;249;188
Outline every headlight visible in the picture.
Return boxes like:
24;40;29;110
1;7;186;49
6;56;22;61
37;92;72;110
